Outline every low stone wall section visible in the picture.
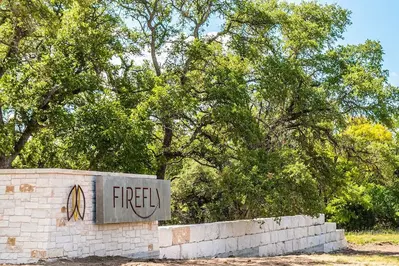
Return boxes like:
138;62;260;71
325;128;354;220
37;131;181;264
159;215;347;259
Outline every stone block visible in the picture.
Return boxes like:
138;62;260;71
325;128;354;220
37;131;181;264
321;224;327;234
219;222;234;239
6;237;15;247
180;242;198;259
314;225;321;235
326;232;335;243
204;223;220;241
21;223;38;232
246;220;264;235
319;234;326;245
9;216;31;223
172;226;190;245
325;222;336;233
336;229;345;240
304;216;314;227
5;186;14;193
260;232;270;245
308;226;315;236
280;216;292;229
340;238;348;248
297;215;306;227
152;242;160;252
225;237;238;253
316;214;325;225
250;234;261;248
291;216;300;228
4;208;15;215
212;239;226;256
262;218;276;232
292;238;301;252
314;235;322;245
294;227;307;239
273;218;283;230
330;241;339;251
32;210;49;219
259;243;277;256
284;240;293;254
122;243;131;251
254;218;268;233
158;227;172;247
237;235;251;250
330;239;345;251
324;242;333;253
232;221;247;237
24;202;38;209
276;242;285;255
31;250;46;259
0;221;9;227
299;237;308;250
56;236;71;243
94;249;105;256
311;216;320;226
17;256;34;264
277;230;287;242
20;184;36;193
308;236;318;247
3;227;20;237
0;252;18;260
106;242;119;251
36;179;49;187
270;231;278;244
286;229;294;240
197;240;214;257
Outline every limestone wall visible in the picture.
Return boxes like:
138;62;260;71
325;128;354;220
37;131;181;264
0;169;159;264
159;215;347;259
0;168;347;264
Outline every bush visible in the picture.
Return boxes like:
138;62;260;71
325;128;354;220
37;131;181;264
326;182;399;230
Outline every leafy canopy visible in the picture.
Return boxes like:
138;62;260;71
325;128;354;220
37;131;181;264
1;0;398;222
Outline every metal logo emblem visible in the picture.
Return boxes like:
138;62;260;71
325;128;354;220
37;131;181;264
67;185;85;221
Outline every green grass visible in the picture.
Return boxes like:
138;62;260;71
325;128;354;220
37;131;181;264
346;230;399;245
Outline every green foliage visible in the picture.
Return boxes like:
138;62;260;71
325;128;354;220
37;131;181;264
326;182;399;231
171;155;326;225
326;120;399;230
66;96;154;173
1;0;399;227
0;0;123;167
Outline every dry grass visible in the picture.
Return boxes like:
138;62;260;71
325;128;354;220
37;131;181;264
346;231;399;245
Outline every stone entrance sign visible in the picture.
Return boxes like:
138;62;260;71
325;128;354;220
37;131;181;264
96;175;171;224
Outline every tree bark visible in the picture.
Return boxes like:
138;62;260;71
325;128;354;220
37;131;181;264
156;122;173;180
0;157;13;168
0;118;39;169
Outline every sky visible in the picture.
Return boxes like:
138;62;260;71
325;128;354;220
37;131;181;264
205;0;399;86
323;0;399;86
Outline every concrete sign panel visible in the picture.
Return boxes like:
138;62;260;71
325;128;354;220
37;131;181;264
96;176;171;224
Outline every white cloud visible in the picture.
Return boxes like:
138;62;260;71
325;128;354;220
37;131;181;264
389;71;399;86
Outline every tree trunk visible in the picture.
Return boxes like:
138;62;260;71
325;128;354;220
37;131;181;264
0;156;13;168
0;119;38;169
156;162;167;180
156;123;173;180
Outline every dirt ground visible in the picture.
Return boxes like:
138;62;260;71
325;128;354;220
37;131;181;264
4;243;399;266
